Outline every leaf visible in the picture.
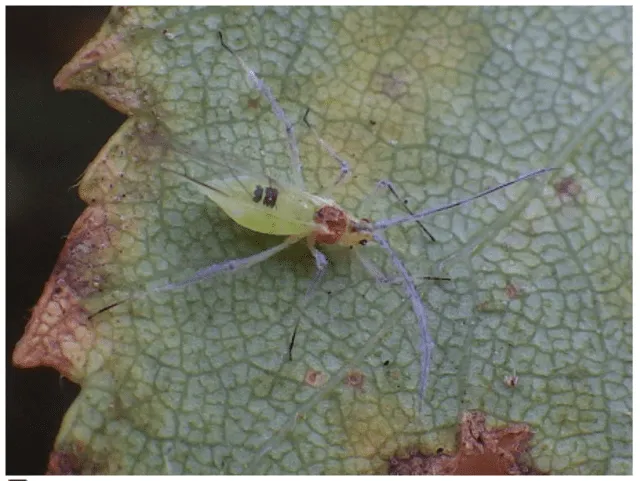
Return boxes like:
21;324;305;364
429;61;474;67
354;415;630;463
14;6;631;474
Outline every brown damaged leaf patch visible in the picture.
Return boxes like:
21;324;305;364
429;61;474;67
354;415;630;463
388;411;542;475
13;206;120;381
54;32;126;92
47;443;105;474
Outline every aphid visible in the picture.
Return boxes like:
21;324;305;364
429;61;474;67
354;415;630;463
95;32;557;411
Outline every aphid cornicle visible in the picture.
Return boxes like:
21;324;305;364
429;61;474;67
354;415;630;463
98;30;557;412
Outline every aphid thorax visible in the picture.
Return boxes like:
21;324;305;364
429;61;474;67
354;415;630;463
312;206;373;247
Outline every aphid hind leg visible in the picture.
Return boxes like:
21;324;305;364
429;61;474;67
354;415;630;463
154;235;302;293
218;31;305;189
89;236;303;319
302;108;352;196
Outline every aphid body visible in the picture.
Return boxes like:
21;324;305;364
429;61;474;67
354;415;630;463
165;168;373;247
97;31;557;413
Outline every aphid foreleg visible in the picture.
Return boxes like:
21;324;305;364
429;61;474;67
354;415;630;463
375;179;436;242
302;108;352;195
371;232;432;413
353;248;393;285
218;31;305;189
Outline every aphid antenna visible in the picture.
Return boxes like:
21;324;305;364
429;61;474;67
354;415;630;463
371;167;559;232
375;180;436;242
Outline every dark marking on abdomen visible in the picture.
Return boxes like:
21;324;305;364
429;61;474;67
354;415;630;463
252;185;264;203
263;186;278;208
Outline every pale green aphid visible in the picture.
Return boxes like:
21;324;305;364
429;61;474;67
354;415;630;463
102;31;557;411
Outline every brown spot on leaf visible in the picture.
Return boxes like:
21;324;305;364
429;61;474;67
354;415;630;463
505;282;521;299
304;369;328;388
554;176;582;201
12;206;120;381
388;411;541;475
54;32;126;91
47;443;104;474
247;97;260;109
345;369;365;391
47;449;83;475
374;70;410;100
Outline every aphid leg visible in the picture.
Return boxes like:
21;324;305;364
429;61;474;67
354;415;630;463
354;248;450;285
371;231;433;413
155;235;302;293
354;248;394;285
218;31;305;189
376;180;436;242
302;107;352;196
90;236;304;319
288;236;329;361
304;235;329;300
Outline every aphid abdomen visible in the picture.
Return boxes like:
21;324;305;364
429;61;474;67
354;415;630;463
176;173;319;237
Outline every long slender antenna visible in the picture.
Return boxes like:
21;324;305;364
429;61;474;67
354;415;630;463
377;180;436;242
373;167;558;231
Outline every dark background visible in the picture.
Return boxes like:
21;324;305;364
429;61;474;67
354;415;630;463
7;7;125;474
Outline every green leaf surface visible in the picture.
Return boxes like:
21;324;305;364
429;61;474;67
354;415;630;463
15;6;631;474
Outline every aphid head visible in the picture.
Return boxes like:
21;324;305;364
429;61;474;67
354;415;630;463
338;217;374;247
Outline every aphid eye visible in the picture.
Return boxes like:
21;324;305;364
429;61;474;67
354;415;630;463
359;239;368;246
